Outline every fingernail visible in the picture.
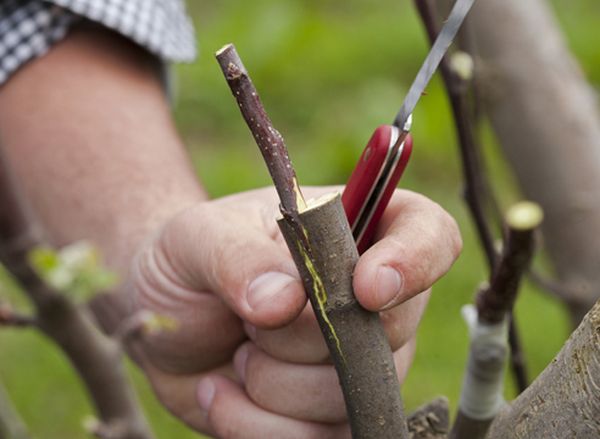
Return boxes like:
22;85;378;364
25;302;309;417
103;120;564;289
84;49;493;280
234;344;249;383
197;379;215;412
247;272;299;311
375;266;403;309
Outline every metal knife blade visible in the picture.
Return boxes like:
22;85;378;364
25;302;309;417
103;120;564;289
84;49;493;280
393;0;476;130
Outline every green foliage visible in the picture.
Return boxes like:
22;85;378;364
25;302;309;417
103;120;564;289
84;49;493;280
28;241;118;301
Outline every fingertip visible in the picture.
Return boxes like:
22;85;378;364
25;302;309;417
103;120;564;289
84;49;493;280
197;378;216;413
234;342;251;383
245;273;307;329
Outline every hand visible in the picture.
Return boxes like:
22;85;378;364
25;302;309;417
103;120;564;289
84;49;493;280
129;187;462;438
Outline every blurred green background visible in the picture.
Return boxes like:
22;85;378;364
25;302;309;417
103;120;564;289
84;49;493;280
1;0;598;437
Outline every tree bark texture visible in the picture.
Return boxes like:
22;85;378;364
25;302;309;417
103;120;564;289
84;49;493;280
486;300;600;438
278;194;408;439
468;0;600;324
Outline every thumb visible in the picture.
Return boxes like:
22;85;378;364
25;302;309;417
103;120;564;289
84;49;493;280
152;202;307;328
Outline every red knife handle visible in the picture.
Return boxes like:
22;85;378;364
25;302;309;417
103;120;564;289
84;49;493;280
342;125;413;254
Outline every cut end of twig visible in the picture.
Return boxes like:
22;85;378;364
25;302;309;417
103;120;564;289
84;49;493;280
506;201;544;231
450;51;475;82
216;43;233;57
281;191;338;216
215;43;247;81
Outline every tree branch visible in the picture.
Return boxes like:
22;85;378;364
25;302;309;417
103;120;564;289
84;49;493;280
216;43;409;439
215;44;306;214
451;202;542;439
413;0;497;270
0;165;153;439
486;300;600;438
413;0;530;393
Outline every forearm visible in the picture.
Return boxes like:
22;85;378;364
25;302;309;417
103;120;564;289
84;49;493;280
0;25;205;273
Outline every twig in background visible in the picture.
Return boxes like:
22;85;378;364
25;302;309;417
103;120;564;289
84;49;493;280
216;43;409;439
413;0;529;393
451;202;542;439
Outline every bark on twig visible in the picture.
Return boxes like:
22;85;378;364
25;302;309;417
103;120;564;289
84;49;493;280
476;203;542;324
451;202;542;439
216;43;408;438
215;44;306;213
468;0;600;325
486;300;600;438
0;165;153;439
413;0;496;270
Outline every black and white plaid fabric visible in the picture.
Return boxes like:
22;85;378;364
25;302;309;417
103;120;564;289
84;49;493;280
0;0;196;85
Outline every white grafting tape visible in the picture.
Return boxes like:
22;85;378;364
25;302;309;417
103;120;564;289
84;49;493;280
458;304;509;420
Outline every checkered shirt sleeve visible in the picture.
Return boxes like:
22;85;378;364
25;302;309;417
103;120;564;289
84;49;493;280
0;0;196;85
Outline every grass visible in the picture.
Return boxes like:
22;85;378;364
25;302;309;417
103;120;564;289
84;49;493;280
0;0;595;437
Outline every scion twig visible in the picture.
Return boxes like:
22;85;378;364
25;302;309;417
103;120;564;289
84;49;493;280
216;43;409;439
215;44;306;214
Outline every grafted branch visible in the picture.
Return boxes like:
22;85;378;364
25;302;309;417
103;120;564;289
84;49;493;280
451;202;542;439
216;43;408;439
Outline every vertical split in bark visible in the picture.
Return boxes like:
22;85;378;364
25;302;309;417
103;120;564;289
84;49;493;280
279;194;407;438
216;43;408;438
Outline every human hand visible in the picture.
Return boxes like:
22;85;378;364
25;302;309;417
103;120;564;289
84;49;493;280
129;187;461;437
